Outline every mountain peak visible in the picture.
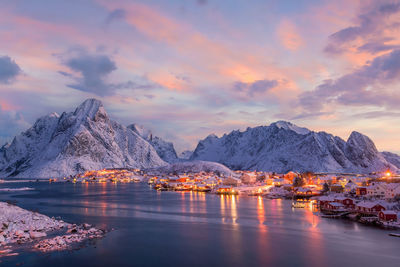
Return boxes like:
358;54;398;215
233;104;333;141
205;133;218;140
128;124;152;140
270;120;310;135
73;98;107;121
347;131;377;152
48;112;60;118
191;121;395;173
0;98;167;178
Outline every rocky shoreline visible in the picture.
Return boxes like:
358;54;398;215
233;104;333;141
0;201;105;260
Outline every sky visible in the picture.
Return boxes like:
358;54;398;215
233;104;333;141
1;0;400;154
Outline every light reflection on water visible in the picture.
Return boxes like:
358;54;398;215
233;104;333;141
0;182;400;267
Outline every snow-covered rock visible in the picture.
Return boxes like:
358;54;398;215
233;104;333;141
271;120;310;135
0;99;167;178
152;160;234;177
0;201;68;247
179;150;193;160
190;121;397;174
29;231;47;239
382;151;400;168
0;201;105;254
344;131;389;170
129;124;179;163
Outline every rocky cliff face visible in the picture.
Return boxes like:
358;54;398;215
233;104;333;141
179;150;193;160
382;151;400;169
190;121;396;173
128;124;179;164
0;99;167;178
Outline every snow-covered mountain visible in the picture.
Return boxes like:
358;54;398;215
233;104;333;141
0;99;167;178
179;150;193;160
128;124;179;163
382;151;400;169
153;160;234;177
190;121;397;174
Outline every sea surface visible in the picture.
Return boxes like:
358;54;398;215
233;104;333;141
0;181;400;267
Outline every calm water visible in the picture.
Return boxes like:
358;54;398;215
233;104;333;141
0;181;399;267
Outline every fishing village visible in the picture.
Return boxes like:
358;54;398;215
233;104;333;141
54;168;400;231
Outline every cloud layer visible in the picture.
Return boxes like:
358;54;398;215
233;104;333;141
325;1;400;56
300;49;400;110
0;56;21;84
60;52;117;96
0;105;29;144
1;0;400;153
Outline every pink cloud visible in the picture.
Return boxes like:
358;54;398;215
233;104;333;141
277;19;304;51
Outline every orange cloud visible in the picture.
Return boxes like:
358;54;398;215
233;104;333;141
150;72;189;91
97;1;293;90
0;100;19;111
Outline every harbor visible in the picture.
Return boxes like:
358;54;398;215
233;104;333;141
1;181;400;267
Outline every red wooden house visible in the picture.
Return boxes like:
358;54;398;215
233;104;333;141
317;196;335;208
334;197;355;209
324;202;346;212
379;210;398;222
356;187;367;196
356;201;386;215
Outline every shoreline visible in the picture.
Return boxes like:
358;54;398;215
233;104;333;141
0;201;105;261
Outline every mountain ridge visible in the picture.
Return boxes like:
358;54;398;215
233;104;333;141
0;98;398;177
190;122;397;174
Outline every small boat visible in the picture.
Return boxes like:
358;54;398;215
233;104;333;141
389;233;400;237
156;186;168;191
292;202;306;208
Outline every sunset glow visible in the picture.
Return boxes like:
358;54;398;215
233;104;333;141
0;0;399;154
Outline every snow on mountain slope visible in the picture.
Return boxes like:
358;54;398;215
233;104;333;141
271;121;310;135
382;151;400;168
190;121;397;174
0;99;167;178
179;150;193;160
128;124;179;163
153;160;234;177
128;124;152;140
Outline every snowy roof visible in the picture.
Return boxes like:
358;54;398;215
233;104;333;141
318;196;335;201
329;202;344;207
334;197;352;201
380;210;397;215
356;201;384;209
297;187;312;192
385;183;400;190
318;177;332;181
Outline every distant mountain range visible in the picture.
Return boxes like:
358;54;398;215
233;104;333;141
0;99;399;178
190;121;400;174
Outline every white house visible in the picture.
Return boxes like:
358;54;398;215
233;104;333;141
273;178;291;186
366;183;386;198
344;181;358;193
240;172;257;184
384;183;400;200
